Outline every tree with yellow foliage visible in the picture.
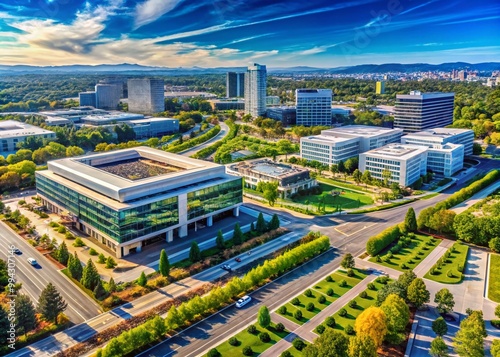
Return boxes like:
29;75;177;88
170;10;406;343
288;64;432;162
354;306;388;347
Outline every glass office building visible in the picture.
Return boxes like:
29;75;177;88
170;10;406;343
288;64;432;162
36;147;242;257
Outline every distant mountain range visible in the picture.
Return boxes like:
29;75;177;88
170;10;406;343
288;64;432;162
0;62;498;75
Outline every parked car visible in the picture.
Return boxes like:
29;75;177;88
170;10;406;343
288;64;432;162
27;258;37;266
221;264;232;272
236;295;252;308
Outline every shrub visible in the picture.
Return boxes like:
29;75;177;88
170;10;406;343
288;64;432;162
408;259;414;264
247;324;257;334
359;291;368;299
367;282;376;290
491;320;500;328
243;346;253;356
430;268;436;275
318;295;326;304
366;225;401;256
346;268;354;277
339;308;347;317
326;288;334;296
294;310;303;320
458;264;464;272
275;322;285;332
400;263;408;269
73;237;85;247
281;351;292;357
376;255;382;263
326;275;333;282
325;316;336;327
278;306;287;315
447;270;455;278
306;302;315;311
292;297;301;306
339;280;347;287
89;248;98;256
65;231;75;240
229;337;240;346
376;276;389;284
305;289;312;297
316;324;326;334
293;338;306;351
417;251;424;256
259;332;270;343
387;251;393;259
57;226;67;234
208;348;221;357
348;300;357;308
345;324;355;335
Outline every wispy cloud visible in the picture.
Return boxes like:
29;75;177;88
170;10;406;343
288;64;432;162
225;33;274;45
440;15;500;25
134;0;183;29
398;0;437;15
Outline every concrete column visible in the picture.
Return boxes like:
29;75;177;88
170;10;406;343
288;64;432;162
207;216;213;227
166;230;173;242
233;206;240;217
136;243;142;253
116;246;122;258
179;225;188;238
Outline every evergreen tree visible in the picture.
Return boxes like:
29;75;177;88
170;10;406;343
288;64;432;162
338;160;346;173
37;282;67;324
340;253;355;269
189;241;201;262
232;223;243;245
57;241;69;265
105;256;117;269
268;214;280;230
15;294;37;336
258;305;271;328
216;230;225;249
137;271;147;287
158;249;170;277
0;306;9;345
93;280;108;300
81;259;100;291
404;207;418;232
430;337;450;357
256;213;267;233
432;317;448;337
108;277;117;293
250;222;255;231
453;310;486;357
69;252;83;281
97;253;106;264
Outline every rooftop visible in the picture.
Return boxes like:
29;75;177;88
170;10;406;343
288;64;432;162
363;144;428;159
397;91;454;99
229;159;309;179
321;125;403;138
302;135;356;144
0;120;54;139
128;117;178;124
80;112;145;122
403;128;473;139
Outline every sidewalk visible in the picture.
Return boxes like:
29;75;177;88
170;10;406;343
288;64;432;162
413;239;453;277
452;180;500;214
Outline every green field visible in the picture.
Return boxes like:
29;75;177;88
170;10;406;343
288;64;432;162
369;234;439;272
207;323;289;357
424;243;469;284
278;269;368;325
488;254;500;302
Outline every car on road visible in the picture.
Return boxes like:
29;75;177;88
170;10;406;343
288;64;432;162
12;247;21;254
221;264;232;271
234;257;241;262
27;258;37;266
236;295;251;308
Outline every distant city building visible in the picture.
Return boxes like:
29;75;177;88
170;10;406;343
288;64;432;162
300;125;403;165
226;72;245;98
393;91;454;133
401;128;474;156
295;89;332;127
0;121;56;154
227;159;316;198
266;96;280;106
486;77;498;88
244;63;267;118
458;70;467;81
79;112;145;126
127;78;165;114
99;78;127;98
266;106;296;126
207;99;245;111
79;92;96;107
36;147;242;258
359;144;428;186
95;84;121;110
376;81;385;94
88;118;179;139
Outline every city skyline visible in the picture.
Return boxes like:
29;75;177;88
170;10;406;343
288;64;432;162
0;0;499;67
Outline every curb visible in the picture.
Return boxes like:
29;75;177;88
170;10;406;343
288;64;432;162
404;318;419;357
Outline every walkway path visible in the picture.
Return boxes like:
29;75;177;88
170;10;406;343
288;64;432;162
452;180;500;214
413;239;454;277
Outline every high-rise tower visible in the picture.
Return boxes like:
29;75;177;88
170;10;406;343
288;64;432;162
226;72;245;98
244;63;267;118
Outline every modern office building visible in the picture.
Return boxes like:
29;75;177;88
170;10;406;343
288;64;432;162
79;112;145;126
95;84;121;110
300;125;403;165
295;89;332;127
244;63;267;118
99;78;127;98
79;92;96;107
393;91;455;133
401;128;474;156
266;96;280;106
376;81;385;94
359;144;428;187
128;78;165;114
36;147;243;258
426;144;464;177
85;118;179;139
266;106;297;127
227;159;316;198
226;72;245;98
0;121;56;154
207;99;245;111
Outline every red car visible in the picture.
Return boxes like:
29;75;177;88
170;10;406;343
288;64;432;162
234;257;241;262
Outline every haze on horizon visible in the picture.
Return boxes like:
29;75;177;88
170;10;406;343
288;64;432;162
0;0;499;68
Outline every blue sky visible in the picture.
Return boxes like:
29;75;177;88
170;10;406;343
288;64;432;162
0;0;499;67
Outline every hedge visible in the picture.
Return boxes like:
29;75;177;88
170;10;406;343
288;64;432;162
366;225;401;256
191;121;238;159
167;125;221;153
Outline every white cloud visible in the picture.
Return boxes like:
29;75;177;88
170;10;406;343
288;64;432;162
134;0;183;29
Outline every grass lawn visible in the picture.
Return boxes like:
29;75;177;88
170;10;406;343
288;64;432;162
488;254;500;302
348;199;416;214
368;234;439;272
207;322;289;357
288;182;373;212
283;345;306;357
318;177;375;194
278;269;368;325
326;278;391;333
423;243;469;284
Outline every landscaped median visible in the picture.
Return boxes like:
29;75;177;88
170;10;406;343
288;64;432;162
424;242;469;284
489;254;500;302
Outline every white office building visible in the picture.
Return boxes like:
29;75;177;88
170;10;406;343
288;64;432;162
394;91;455;133
296;89;332;127
244;63;267;118
300;125;403;165
128;78;165;114
426;144;464;177
359;144;428;187
0;121;56;154
401;128;474;156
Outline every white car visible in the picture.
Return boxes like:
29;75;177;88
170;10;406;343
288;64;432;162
27;258;37;266
236;295;251;308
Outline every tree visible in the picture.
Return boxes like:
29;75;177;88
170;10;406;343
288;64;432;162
303;328;349;357
105;256;117;269
453;310;486;357
361;170;372;186
492;340;500;357
434;288;455;314
382;168;392;186
353;169;362;185
108;277;117;293
348;334;377;357
430;336;450;357
137;271;147;287
68;252;83;281
216;230;225;249
97;253;106;264
472;142;483;155
37;282;67;324
338;161;346;174
256;212;267;233
258;305;271;328
407;278;430;309
490;238;500;253
496;304;500;318
404;207;418;232
15;294;37;336
0;306;9;345
93;280;108;300
354;306;387;347
380;294;410;344
345;157;358;174
376;281;407;306
397;270;417;292
330;164;339;177
158;249;170;277
262;181;279;206
268;214;280;230
57;242;69;265
189;241;201;262
432;317;448;337
81;259;101;291
232;223;243;245
340;253;355;269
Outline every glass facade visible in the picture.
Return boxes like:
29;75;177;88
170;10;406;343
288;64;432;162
187;179;242;220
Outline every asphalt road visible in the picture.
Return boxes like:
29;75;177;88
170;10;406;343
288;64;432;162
180;121;229;157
